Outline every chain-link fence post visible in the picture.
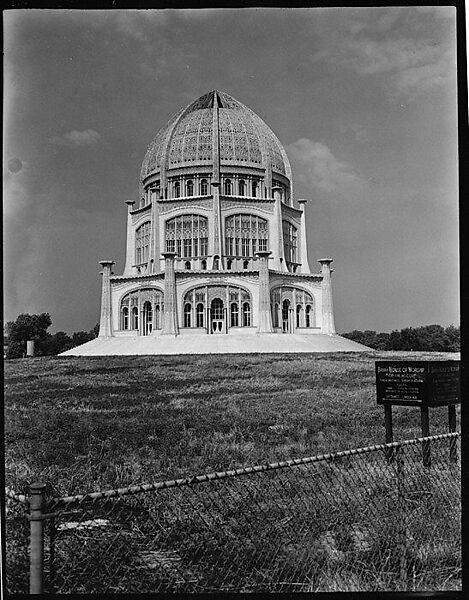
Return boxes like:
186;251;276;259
29;482;46;594
395;446;408;590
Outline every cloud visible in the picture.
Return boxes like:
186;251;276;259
287;138;365;196
312;7;455;101
51;129;101;147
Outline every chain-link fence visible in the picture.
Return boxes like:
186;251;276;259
5;432;460;593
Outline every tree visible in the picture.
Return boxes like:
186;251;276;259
5;313;52;358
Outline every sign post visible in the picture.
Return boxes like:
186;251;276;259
376;361;460;465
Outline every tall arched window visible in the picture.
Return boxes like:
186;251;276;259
186;180;194;197
135;221;151;264
213;256;220;270
225;214;269;257
174;181;181;198
273;303;279;328
132;307;139;330
155;305;161;329
243;302;251;327
185;261;191;270
200;179;208;195
121;306;129;330
231;303;239;327
283;221;298;267
252;180;258;197
196;303;204;327
224;179;232;195
143;301;153;335
296;305;302;328
165;215;208;258
239;180;245;196
306;305;312;328
184;303;192;327
201;259;207;270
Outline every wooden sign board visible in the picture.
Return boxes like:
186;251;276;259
376;361;460;407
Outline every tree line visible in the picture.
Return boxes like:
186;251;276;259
341;324;460;352
4;313;99;358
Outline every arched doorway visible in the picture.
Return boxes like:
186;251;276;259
282;299;291;333
143;301;153;335
210;298;225;333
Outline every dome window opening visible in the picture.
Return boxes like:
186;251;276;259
174;181;181;198
224;178;232;196
201;259;207;270
213;256;220;270
200;179;208;195
252;180;258;198
227;259;233;270
239;179;246;196
186;180;194;197
243;259;249;270
185;261;191;270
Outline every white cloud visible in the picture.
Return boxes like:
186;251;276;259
51;129;101;147
287;138;365;196
312;7;455;101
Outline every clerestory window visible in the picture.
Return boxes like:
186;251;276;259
135;221;151;264
165;215;209;258
225;214;269;258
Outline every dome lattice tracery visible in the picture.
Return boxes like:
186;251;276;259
140;90;292;185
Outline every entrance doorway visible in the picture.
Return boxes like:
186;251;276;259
143;301;153;335
282;299;291;333
210;298;225;333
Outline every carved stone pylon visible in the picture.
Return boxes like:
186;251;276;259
98;261;115;338
161;252;179;336
256;251;274;333
318;258;336;335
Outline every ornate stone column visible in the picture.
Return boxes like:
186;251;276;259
318;258;336;335
98;261;115;338
256;251;274;333
161;252;179;336
297;199;311;274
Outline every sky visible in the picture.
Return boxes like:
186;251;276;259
4;7;459;334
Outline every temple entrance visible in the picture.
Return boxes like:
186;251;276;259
210;298;225;334
282;299;291;333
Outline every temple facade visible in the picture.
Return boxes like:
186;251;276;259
97;90;337;341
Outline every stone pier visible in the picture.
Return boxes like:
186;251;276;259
98;260;115;338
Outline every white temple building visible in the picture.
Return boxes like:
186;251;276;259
64;90;368;355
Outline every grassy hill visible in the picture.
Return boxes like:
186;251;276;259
5;351;459;497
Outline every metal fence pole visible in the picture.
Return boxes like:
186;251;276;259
448;405;457;462
395;446;408;590
29;482;46;594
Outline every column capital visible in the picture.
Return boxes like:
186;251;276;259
161;252;177;260
211;181;220;188
99;260;115;268
255;251;272;259
318;257;333;266
125;200;135;206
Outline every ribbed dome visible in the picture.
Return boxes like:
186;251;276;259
140;90;292;184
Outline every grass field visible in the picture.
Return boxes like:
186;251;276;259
4;350;460;497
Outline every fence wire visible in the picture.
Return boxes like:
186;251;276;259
5;433;461;593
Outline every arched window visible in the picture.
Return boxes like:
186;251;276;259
135;221;151;264
165;215;208;258
201;259;207;270
132;306;139;330
196;303;204;327
184;303;192;328
306;305;312;328
121;306;129;330
155;305;161;329
243;302;251;327
227;259;233;270
143;301;153;335
231;303;239;327
252;180;258;197
213;256;219;270
243;260;249;269
174;181;181;198
225;214;269;258
224;179;232;195
239;180;245;196
200;179;208;195
185;261;191;270
296;305;302;328
283;221;298;267
186;180;194;197
273;303;279;328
